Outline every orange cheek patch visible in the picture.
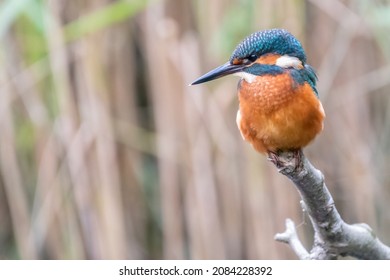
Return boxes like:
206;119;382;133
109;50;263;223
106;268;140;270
255;54;281;65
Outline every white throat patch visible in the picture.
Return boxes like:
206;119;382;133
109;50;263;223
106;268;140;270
234;71;256;83
275;55;303;69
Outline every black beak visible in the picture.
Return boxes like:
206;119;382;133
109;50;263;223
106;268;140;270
190;62;245;85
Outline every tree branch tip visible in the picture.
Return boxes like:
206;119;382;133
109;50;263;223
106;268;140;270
285;218;295;228
274;219;297;243
275;218;310;259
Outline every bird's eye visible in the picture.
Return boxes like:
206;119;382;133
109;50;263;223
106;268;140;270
242;54;257;64
248;54;257;62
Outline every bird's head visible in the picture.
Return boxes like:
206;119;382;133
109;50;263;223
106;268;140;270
191;29;308;85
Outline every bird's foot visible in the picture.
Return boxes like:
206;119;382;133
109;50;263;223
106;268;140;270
267;149;303;174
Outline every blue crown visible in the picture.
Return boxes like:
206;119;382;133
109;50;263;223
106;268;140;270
230;29;307;64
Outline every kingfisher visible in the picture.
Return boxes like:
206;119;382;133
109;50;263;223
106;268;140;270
191;29;325;163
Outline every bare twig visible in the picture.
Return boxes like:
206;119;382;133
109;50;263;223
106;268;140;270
275;219;310;259
272;150;390;259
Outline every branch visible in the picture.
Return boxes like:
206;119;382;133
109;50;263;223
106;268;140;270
275;218;310;259
271;150;390;260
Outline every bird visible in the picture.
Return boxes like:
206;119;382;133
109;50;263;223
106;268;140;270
191;29;325;165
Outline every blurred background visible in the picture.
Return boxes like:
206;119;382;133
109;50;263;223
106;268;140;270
0;0;390;259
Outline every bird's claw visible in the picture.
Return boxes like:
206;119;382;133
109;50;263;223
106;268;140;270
267;149;303;173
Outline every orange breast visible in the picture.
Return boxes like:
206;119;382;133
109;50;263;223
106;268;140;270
237;73;325;154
